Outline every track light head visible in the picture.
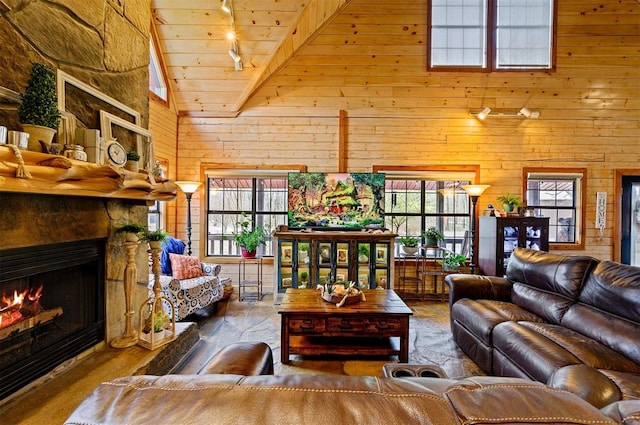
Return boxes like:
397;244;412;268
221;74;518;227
518;107;540;119
228;48;241;63
221;0;231;13
477;107;491;120
234;60;243;71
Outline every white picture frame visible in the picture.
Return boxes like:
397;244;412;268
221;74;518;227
57;69;141;125
99;110;155;174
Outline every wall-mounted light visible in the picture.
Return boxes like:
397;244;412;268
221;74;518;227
518;107;540;119
477;107;491;120
471;106;540;120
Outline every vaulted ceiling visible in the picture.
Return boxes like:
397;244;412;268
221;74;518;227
151;0;350;117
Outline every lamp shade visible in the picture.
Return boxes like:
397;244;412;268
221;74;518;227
175;181;202;194
461;184;490;197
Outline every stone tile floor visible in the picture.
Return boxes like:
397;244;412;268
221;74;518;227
1;291;482;424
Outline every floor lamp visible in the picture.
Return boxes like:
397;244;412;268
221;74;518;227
461;184;490;275
175;181;202;256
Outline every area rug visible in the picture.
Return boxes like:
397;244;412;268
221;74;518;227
175;294;484;379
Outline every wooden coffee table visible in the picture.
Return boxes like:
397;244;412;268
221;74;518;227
278;289;412;364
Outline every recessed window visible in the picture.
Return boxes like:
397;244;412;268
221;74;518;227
524;168;586;249
149;25;168;103
429;0;555;71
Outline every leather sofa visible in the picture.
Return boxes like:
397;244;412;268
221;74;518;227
445;248;640;408
65;342;639;424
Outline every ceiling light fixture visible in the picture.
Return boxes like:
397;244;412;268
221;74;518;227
222;0;242;71
228;48;241;63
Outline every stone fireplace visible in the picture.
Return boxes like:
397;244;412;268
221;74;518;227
0;238;106;400
0;192;151;401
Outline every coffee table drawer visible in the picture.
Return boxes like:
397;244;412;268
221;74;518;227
327;317;364;332
364;317;403;332
289;318;325;333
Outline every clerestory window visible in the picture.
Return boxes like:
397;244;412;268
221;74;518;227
429;0;556;71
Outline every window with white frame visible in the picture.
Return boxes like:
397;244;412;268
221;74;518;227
524;168;586;249
149;26;168;102
205;172;291;257
429;0;555;71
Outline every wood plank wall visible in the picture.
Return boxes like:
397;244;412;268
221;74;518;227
160;0;639;261
149;97;178;236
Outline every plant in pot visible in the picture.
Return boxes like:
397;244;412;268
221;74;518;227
142;228;169;249
17;62;61;152
232;213;268;258
397;236;419;256
422;227;444;246
440;251;467;272
497;193;524;214
358;243;370;262
114;222;146;242
125;151;140;172
299;271;309;288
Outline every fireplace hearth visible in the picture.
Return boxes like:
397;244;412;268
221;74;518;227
0;239;106;401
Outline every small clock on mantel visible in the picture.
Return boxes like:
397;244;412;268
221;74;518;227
106;139;127;167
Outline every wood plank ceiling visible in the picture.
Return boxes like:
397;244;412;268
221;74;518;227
151;0;351;117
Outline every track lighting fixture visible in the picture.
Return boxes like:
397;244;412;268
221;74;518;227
228;48;241;63
477;107;491;120
518;107;540;119
221;0;231;13
471;106;540;120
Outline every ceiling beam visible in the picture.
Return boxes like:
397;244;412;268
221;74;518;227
232;0;353;114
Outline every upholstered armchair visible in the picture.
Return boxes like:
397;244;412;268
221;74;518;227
149;237;225;321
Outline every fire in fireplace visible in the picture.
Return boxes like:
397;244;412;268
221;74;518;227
0;238;106;401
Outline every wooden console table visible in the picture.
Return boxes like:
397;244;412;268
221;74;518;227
278;289;412;364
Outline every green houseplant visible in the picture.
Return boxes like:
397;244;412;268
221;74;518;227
497;193;524;213
142;228;169;248
125;151;140;172
441;251;467;272
232;213;268;258
18;62;61;151
397;235;419;256
422;227;444;246
114;222;146;242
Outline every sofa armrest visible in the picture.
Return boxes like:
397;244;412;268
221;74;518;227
547;365;622;409
201;262;221;277
198;342;274;376
444;274;512;306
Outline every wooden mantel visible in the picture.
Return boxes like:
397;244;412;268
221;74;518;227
0;145;176;202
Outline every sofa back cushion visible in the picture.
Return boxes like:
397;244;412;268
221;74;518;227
562;260;640;365
506;249;598;324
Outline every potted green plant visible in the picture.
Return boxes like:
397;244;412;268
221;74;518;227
17;62;61;151
497;193;524;213
440;251;467;272
299;271;308;288
142;228;169;249
232;213;268;258
125;151;140;172
397;236;419;256
422;227;444;246
358;244;370;262
114;222;146;242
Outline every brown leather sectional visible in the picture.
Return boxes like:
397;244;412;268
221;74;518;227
445;248;640;408
65;342;639;424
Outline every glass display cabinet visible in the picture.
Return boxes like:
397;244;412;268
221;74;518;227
273;231;396;303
